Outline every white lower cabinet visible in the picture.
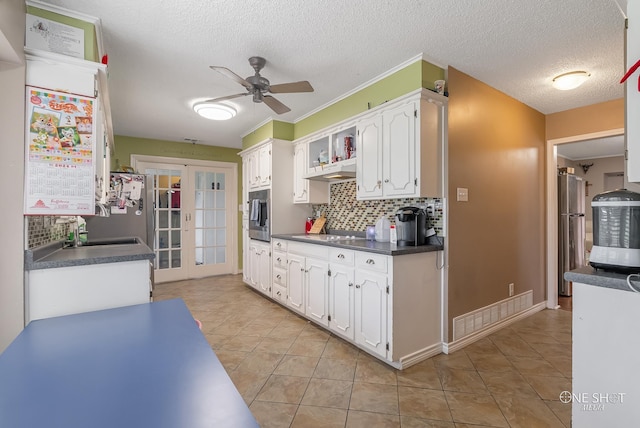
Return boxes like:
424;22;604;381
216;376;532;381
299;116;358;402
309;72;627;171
286;245;329;326
354;269;388;358
245;238;442;369
248;240;271;297
287;254;306;315
328;263;355;341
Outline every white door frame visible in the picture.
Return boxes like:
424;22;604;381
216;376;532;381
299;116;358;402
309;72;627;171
545;128;624;309
131;154;239;278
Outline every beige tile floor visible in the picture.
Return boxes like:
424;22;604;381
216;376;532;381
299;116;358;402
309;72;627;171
154;274;572;428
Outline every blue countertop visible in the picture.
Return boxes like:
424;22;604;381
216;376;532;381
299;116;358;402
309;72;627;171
271;233;444;255
0;299;258;428
564;266;640;293
25;237;155;270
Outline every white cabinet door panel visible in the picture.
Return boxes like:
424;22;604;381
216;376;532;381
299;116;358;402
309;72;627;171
355;270;388;358
383;102;416;197
356;116;383;199
329;264;355;340
287;254;305;315
305;258;329;327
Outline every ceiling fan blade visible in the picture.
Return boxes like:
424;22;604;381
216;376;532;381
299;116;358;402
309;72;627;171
202;93;249;103
269;81;314;93
263;95;291;114
209;66;253;91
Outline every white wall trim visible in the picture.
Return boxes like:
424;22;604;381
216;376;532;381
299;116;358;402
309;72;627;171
443;301;546;354
398;342;443;369
545;128;624;309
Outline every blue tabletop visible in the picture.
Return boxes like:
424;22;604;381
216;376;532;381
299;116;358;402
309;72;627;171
0;299;258;428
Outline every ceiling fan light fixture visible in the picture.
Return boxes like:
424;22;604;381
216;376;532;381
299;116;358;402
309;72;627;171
552;71;590;90
193;102;236;120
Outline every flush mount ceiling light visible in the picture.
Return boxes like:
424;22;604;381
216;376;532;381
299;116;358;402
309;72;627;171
552;71;591;90
193;102;236;120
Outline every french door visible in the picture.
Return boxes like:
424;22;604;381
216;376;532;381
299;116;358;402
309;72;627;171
134;157;237;283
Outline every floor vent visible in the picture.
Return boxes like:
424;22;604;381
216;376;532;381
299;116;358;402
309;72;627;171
453;290;533;341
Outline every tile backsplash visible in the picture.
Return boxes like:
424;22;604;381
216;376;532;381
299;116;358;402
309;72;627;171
312;180;443;234
27;216;71;248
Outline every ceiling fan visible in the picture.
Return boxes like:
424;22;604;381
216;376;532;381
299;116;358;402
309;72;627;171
206;56;314;115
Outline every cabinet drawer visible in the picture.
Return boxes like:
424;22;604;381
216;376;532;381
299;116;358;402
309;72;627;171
273;267;287;287
273;250;287;269
272;239;288;252
355;252;388;273
272;284;287;304
329;248;355;266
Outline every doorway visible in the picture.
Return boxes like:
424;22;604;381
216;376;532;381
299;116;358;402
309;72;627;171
545;130;624;309
132;156;238;283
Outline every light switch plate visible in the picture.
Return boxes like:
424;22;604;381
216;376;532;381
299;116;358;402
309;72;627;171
457;187;469;202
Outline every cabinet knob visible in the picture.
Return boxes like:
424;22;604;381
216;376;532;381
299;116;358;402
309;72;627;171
276;274;281;280
377;180;382;189
384;179;389;183
349;282;353;287
338;253;345;259
355;284;361;289
277;257;281;262
276;242;281;247
366;259;375;265
276;291;281;296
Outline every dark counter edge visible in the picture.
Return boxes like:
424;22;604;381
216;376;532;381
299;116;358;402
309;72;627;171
564;266;640;293
271;234;444;255
25;238;155;271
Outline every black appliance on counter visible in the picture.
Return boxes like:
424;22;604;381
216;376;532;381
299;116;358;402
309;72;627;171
395;207;428;246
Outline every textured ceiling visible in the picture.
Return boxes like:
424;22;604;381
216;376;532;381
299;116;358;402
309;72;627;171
38;0;627;149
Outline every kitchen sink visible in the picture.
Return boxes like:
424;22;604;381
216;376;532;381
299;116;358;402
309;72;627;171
64;237;141;248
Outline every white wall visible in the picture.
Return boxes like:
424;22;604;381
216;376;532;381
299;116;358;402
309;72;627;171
0;0;26;352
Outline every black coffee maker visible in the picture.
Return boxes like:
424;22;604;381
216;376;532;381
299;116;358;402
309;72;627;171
395;207;428;246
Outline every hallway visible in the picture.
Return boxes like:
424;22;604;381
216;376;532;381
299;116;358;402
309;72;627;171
154;275;572;427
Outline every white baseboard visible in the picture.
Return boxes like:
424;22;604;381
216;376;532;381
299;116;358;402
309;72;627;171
398;342;444;369
444;292;546;354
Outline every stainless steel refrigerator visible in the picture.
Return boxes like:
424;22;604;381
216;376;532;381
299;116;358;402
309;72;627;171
85;173;154;248
558;173;586;296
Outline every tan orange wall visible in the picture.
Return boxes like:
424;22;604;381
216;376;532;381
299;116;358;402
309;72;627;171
546;99;624;140
447;68;546;341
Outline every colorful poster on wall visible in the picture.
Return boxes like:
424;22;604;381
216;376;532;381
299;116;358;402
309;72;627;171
24;86;95;215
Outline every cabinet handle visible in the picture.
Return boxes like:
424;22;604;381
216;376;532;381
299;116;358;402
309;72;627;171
349;282;353;287
366;259;375;265
338;253;345;259
384;179;389;183
377;180;382;189
355;284;361;289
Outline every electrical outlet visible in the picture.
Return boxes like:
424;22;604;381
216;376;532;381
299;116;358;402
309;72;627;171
426;202;435;216
508;283;515;296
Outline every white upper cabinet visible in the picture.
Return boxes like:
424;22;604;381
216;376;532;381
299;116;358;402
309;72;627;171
245;143;271;190
257;144;272;188
627;1;640;182
356;91;445;200
356;115;384;198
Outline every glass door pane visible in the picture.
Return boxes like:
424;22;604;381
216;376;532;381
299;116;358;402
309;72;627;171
142;167;183;275
194;171;226;266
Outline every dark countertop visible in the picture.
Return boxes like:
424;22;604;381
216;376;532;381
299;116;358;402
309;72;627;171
564;266;640;293
25;237;155;271
0;299;258;428
271;233;444;256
